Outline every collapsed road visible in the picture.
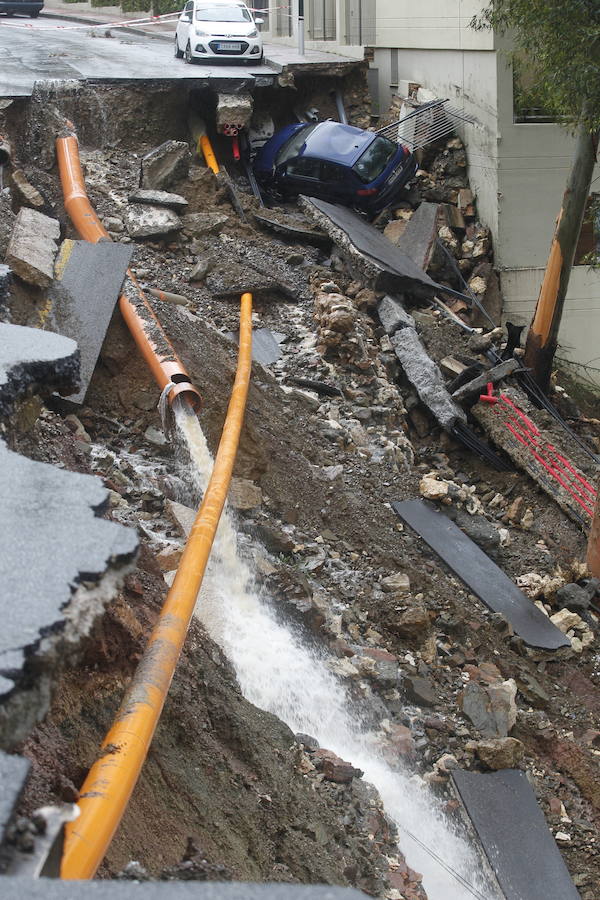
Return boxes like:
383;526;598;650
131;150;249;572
0;42;599;900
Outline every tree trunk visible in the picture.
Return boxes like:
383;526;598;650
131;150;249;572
524;106;598;390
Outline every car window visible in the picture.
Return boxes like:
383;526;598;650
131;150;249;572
196;5;251;21
274;124;318;167
352;136;397;183
320;161;346;182
286;157;321;179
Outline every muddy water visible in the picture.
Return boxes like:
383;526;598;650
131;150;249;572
174;399;501;900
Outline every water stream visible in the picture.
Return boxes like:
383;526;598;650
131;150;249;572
173;399;500;900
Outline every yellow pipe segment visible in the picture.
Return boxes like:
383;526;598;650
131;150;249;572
56;131;253;878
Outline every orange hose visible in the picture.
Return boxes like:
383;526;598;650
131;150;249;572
61;292;252;878
56;135;201;411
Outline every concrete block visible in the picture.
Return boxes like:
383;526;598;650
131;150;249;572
390;327;465;429
0;323;79;417
216;92;253;133
128;189;188;211
140;140;191;191
377;295;415;335
5;208;60;288
0;189;16;258
125;205;182;239
46;241;133;404
395;201;440;270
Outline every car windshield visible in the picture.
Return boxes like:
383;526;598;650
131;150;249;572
275;124;318;166
196;5;251;21
352;136;397;183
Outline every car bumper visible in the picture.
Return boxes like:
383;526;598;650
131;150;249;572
367;154;418;212
191;40;262;60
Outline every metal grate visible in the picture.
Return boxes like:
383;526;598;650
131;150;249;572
377;99;475;150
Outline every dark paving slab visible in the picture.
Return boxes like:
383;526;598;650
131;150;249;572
0;323;79;417
451;769;579;900
392;499;570;650
396;201;440;270
0;753;30;845
46;240;133;404
302;198;438;295
1;882;365;899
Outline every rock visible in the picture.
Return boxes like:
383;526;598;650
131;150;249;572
128;189;189;211
381;573;411;593
387;723;415;759
419;473;449;501
103;216;125;233
156;543;184;571
253;522;295;554
5;207;60;287
383;219;409;244
452;509;500;554
144;425;168;447
166;499;196;537
189;256;213;282
434;753;460;773
315;292;356;334
125;205;182;239
555;583;592;613
321;464;344;481
459;679;517;738
475;737;524;769
0;190;16;258
403;675;437;708
550;608;586;634
229;477;262;510
11;169;44;208
295;732;319;751
391;605;431;640
182;212;229;237
140;140;191;191
312;748;362;783
377;295;416;335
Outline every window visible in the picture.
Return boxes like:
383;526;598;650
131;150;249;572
352;136;396;183
321;161;346;182
196;5;251;22
286;157;321;179
274;125;318;166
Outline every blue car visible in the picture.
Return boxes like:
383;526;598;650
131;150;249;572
253;120;417;214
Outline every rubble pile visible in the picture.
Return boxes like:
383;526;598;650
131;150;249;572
0;80;599;899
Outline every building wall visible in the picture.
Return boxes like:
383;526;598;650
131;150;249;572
374;0;492;51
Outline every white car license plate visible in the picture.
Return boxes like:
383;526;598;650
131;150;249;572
219;42;242;51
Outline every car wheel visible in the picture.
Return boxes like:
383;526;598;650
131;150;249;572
184;41;193;64
174;36;184;58
29;10;39;16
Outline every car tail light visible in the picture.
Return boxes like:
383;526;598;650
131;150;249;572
356;187;379;196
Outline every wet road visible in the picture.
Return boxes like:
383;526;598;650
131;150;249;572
0;16;277;96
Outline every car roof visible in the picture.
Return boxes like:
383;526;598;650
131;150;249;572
300;121;376;168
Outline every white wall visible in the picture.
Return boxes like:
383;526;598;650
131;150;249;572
374;0;492;51
502;267;600;385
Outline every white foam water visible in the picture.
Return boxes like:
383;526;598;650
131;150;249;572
174;400;500;900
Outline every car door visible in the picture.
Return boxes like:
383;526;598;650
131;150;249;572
177;1;194;47
319;160;351;204
278;156;321;198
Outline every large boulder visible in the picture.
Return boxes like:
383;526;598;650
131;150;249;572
140;140;191;191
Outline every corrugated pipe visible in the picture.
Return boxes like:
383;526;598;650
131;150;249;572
55;133;201;411
61;291;252;879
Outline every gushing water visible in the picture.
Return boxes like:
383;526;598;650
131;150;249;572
174;401;500;900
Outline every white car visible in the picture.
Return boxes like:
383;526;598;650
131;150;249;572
175;0;264;64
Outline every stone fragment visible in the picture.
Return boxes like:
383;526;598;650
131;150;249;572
383;219;408;244
475;737;524;770
182;212;229;237
140;140;191;190
377;295;415;335
125;205;182;239
0;190;16;258
11;169;44;208
403;674;437;707
555;583;592;613
5;207;60;287
419;473;449;501
391;605;431;640
381;573;411;593
460;679;517;738
229;477;262;510
166;499;196;537
128;189;188;211
156;544;183;571
189;256;213;282
144;426;168;447
312;748;362;783
550;608;586;634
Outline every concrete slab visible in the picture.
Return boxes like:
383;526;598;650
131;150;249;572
377;295;416;335
5;208;60;288
46;241;133;404
390;327;465;429
392;499;571;650
0;322;79;417
301;198;438;296
451;769;579;900
0;753;29;843
0;881;367;900
395;202;440;271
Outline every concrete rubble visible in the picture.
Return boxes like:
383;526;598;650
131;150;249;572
125;205;182;239
140;140;192;191
5;208;60;288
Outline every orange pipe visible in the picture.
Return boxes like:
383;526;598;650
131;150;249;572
60;291;252;879
56;134;201;411
199;134;219;174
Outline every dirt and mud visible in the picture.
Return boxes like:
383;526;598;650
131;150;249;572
1;69;599;900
